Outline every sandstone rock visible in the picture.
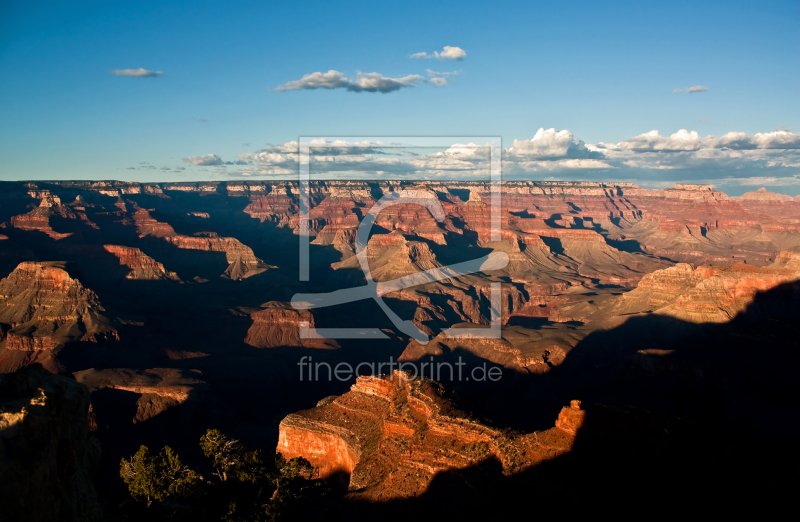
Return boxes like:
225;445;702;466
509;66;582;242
277;371;584;499
0;262;119;362
9;197;76;240
102;245;181;281
737;187;792;202
614;254;800;322
131;207;176;237
161;234;272;280
244;301;338;349
400;324;578;373
74;367;208;423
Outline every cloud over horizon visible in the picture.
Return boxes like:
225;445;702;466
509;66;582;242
213;128;800;193
275;70;425;93
508;128;596;159
183;154;224;166
596;129;800;152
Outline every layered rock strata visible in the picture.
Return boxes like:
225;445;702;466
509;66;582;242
278;371;584;499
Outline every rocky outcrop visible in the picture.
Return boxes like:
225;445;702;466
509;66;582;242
74;367;207;424
9;196;75;240
0;364;101;522
737;187;793;202
0;262;118;359
131;208;176;237
161;234;272;280
770;249;800;269
614;253;800;322
102;245;180;281
243;188;299;223
399;324;577;373
333;231;442;281
244;302;339;349
278;371;584;499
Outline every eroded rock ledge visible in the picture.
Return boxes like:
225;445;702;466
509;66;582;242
278;371;584;500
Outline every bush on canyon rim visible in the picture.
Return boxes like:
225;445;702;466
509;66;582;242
120;429;330;521
120;445;201;507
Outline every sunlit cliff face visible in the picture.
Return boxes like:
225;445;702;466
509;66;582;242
278;371;585;496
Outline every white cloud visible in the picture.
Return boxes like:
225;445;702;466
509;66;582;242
507;128;595;159
597;129;800;153
599;129;706;152
674;85;709;93
350;72;425;93
111;68;162;77
587;129;800;184
714;176;800;187
710;130;800;150
436;46;466;60
505;159;614;176
411;46;466;60
274;70;350;91
205;129;800;188
426;69;461;86
275;70;424;93
183;154;224;166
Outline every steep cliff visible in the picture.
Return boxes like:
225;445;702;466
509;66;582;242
278;371;584;500
614;252;800;322
102;245;181;281
0;364;101;522
244;301;339;349
160;234;273;280
0;262;119;371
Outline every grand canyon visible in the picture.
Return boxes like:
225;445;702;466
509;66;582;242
1;179;799;519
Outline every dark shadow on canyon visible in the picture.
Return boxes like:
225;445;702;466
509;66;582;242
330;280;800;520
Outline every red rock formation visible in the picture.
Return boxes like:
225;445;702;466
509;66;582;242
132;208;176;237
278;371;584;498
74;367;207;423
333;231;442;281
614;253;800;322
244;302;338;349
243;185;299;223
160;234;272;280
101;245;180;281
0;262;118;368
737;187;792;202
399;324;576;373
9;195;75;240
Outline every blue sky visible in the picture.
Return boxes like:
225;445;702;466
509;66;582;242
1;0;798;194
